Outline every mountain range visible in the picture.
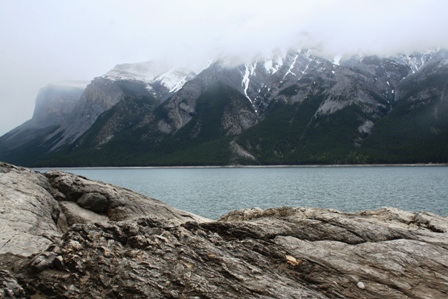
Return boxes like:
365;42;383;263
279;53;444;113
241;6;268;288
1;48;447;166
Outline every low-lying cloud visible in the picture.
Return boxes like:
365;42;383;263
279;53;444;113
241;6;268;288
1;0;447;135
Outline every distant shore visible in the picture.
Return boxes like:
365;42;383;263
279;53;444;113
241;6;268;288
32;163;448;171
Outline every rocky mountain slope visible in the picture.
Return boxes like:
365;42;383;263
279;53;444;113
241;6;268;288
1;49;447;166
1;162;448;298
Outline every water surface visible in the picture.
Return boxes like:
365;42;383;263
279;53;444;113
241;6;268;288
39;166;448;219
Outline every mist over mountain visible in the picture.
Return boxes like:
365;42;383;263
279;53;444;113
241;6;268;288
0;47;447;166
2;0;448;137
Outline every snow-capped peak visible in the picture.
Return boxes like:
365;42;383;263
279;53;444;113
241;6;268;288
102;61;195;93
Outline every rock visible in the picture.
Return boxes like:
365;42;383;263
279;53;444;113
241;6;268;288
59;201;108;225
285;255;302;267
3;205;445;299
76;192;109;213
30;252;56;272
0;162;207;257
0;162;62;256
11;218;328;298
53;255;65;271
44;170;207;224
219;206;448;298
1;162;448;298
0;270;26;299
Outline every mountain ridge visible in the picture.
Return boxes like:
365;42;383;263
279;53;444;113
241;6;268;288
1;48;447;166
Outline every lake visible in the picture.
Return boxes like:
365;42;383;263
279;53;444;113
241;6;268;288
37;166;448;220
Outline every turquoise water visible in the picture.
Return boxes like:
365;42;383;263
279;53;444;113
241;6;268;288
38;166;448;219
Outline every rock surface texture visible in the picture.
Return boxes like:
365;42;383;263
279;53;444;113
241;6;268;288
1;162;447;298
0;162;205;256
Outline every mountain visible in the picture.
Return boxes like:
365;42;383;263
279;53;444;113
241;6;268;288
1;49;447;166
0;81;87;165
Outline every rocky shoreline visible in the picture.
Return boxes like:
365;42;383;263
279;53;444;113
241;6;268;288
1;162;447;298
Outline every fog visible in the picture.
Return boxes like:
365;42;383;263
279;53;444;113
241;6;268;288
1;0;448;135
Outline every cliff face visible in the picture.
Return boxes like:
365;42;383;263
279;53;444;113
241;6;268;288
32;82;87;128
39;63;197;149
0;162;447;298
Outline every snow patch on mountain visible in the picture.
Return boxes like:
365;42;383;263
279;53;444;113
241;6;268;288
264;54;284;74
399;55;426;74
283;53;298;79
333;55;342;66
242;63;257;109
394;50;439;74
201;59;215;73
102;61;195;93
156;68;196;93
103;61;170;82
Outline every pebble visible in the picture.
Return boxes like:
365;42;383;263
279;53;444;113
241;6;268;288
357;281;365;289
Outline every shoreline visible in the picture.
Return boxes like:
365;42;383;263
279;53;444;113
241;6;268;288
32;163;448;171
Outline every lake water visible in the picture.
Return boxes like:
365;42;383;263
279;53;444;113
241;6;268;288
38;166;448;220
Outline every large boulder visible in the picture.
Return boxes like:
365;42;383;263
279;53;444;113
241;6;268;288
44;170;207;224
0;162;207;257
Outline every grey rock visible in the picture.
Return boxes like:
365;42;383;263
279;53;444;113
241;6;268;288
44;170;207;225
1;163;448;298
30;252;56;272
58;201;108;226
0;162;207;257
76;192;109;213
0;269;26;299
0;163;62;256
4;205;447;298
12;218;328;298
219;207;448;298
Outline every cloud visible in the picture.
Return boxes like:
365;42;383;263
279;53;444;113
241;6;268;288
1;0;448;135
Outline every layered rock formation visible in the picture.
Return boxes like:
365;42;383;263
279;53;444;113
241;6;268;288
0;162;204;256
1;162;447;298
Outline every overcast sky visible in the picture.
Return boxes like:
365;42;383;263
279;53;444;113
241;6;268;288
1;0;448;136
